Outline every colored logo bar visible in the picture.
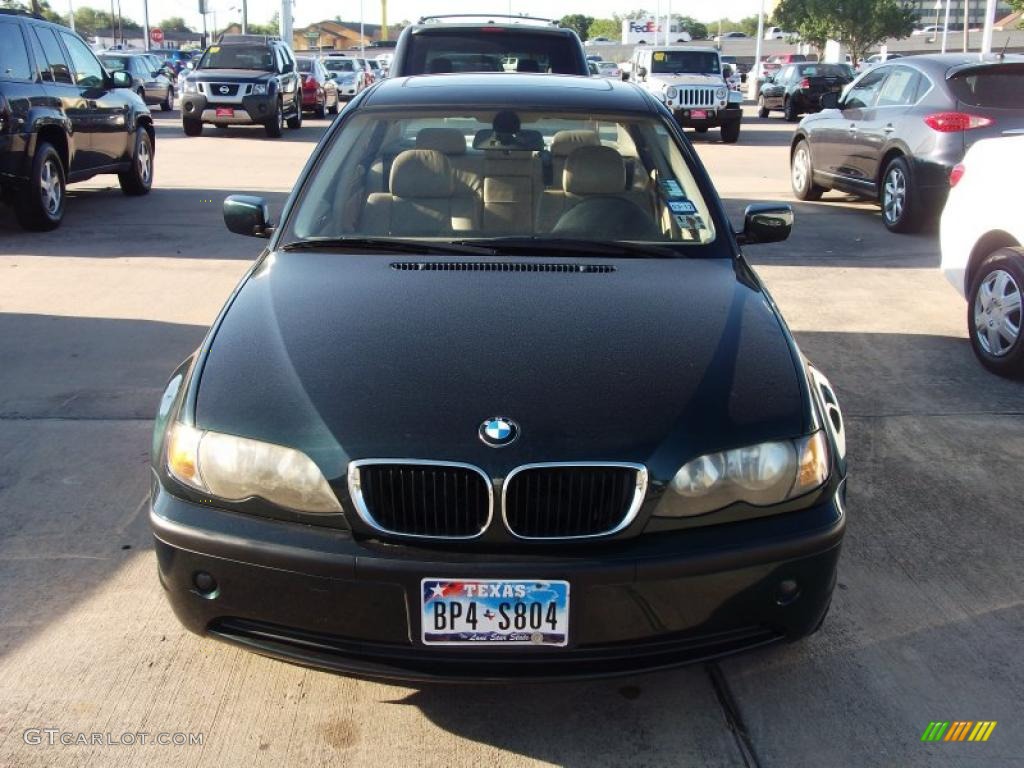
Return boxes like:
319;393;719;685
921;721;997;742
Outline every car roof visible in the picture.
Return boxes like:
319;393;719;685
641;46;718;53
362;73;654;113
887;52;1024;78
407;23;575;36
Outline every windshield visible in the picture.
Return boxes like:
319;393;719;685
324;58;356;72
198;44;274;71
100;56;129;72
405;31;579;74
650;51;720;75
282;108;716;250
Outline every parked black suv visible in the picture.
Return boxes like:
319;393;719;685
179;34;302;137
390;15;589;76
0;9;154;230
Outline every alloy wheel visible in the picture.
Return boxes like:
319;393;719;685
792;146;809;191
974;269;1022;356
40;158;61;215
883;166;906;224
137;138;152;186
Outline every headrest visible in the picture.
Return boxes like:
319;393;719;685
416;127;467;155
390;150;453;198
563;145;626;195
550;130;601;157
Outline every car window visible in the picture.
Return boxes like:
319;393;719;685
844;68;887;109
405;31;580;75
199;44;274;70
99;55;128;72
324;58;355;72
798;64;851;78
876;66;921;107
948;64;1024;108
60;32;105;87
296;58;314;73
284;108;716;248
650;50;719;75
0;21;32;81
32;27;73;85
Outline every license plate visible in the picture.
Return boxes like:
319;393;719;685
215;107;234;117
421;578;570;646
691;109;708;120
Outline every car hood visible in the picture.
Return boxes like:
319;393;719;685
194;253;809;482
188;68;276;81
648;73;724;87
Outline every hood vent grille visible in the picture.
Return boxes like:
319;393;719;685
391;262;615;273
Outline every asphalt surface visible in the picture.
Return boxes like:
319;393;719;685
1;107;1022;768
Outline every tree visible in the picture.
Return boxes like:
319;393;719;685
774;0;914;63
157;16;193;33
588;18;619;39
559;14;594;41
249;11;279;36
676;16;708;40
2;0;63;23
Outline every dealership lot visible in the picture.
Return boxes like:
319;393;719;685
1;107;1022;767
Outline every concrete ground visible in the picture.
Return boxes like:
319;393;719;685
0;107;1021;768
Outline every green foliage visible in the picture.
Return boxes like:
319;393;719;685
774;0;915;63
588;18;619;40
248;11;279;36
559;13;594;40
2;0;63;23
678;17;708;40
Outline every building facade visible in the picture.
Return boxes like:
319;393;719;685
901;0;1014;30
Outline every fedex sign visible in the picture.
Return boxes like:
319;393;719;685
621;16;690;44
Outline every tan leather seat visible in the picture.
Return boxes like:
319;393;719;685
536;145;654;233
480;151;543;235
547;130;600;187
360;149;477;235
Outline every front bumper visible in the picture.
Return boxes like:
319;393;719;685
151;481;845;682
672;104;741;128
180;92;276;125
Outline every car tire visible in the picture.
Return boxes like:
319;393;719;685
118;127;154;196
13;141;65;231
183;118;203;136
791;139;825;201
286;102;302;130
967;247;1024;378
265;100;284;138
161;87;174;111
784;96;799;122
720;121;740;144
757;96;769;118
328;95;339;115
880;156;924;233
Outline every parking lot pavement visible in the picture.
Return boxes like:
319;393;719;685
1;107;1022;768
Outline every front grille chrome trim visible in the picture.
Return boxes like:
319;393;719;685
347;459;493;540
501;462;649;540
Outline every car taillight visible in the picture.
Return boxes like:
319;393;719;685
949;163;966;187
799;78;811;89
924;112;993;132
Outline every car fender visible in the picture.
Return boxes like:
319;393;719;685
24;109;74;177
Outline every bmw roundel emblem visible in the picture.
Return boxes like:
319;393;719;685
479;417;519;447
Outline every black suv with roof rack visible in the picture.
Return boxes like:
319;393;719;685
179;33;302;137
390;14;589;77
0;8;154;230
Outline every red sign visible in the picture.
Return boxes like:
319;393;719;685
150;27;164;44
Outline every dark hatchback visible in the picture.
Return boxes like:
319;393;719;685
150;74;848;682
758;62;854;121
790;53;1024;232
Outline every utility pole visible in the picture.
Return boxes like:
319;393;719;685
381;0;387;40
109;0;115;46
980;0;997;54
68;0;75;31
242;0;247;34
941;0;950;52
143;0;150;50
281;0;292;47
749;0;766;100
963;0;970;51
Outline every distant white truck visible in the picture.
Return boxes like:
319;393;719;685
621;17;692;45
628;45;742;143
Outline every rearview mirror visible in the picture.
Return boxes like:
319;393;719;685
111;70;132;89
820;91;840;110
738;204;793;245
224;195;273;238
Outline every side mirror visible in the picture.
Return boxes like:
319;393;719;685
738;203;793;245
722;65;733;78
637;66;647;79
111;70;132;89
820;91;840;110
224;195;273;238
282;62;294;74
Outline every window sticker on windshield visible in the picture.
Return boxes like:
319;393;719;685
209;46;220;53
658;179;684;197
653;52;666;61
675;214;706;231
668;200;697;215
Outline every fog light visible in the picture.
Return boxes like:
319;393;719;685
776;579;800;606
193;571;218;597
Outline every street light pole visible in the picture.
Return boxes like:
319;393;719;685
143;0;150;51
749;0;765;101
980;0;997;54
963;0;969;51
242;0;247;34
941;0;951;52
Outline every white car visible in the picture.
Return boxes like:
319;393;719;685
763;26;793;40
591;60;622;79
913;25;945;35
940;135;1024;377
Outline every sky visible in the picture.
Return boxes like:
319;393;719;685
83;0;766;32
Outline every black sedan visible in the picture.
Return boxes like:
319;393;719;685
790;54;1024;232
757;63;853;121
150;74;848;681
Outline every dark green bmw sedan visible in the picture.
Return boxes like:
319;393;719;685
150;73;848;681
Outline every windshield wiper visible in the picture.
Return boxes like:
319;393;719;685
279;237;498;256
450;237;682;259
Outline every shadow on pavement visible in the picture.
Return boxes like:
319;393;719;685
150;110;334;144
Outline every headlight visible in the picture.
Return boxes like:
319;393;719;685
656;432;830;518
182;79;197;94
665;86;678;101
251;83;268;95
166;422;342;514
716;87;727;100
